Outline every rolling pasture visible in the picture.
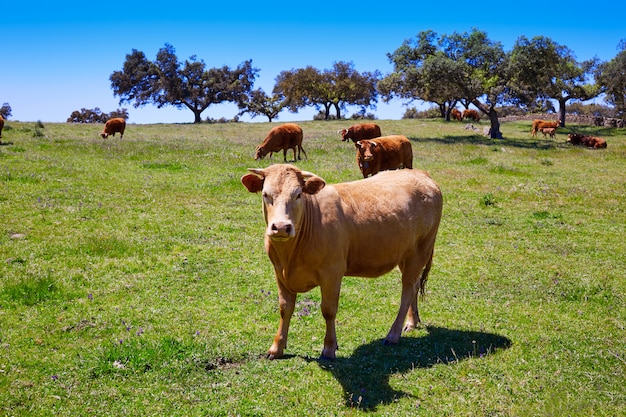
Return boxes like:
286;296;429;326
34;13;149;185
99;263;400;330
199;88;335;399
1;119;624;415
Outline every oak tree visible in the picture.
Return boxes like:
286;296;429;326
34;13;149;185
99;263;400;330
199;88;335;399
274;61;379;120
110;44;258;123
383;29;508;138
508;36;600;126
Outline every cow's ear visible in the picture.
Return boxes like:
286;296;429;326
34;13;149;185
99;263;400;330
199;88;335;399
241;172;264;193
370;142;377;148
303;176;325;195
355;141;362;148
300;170;325;194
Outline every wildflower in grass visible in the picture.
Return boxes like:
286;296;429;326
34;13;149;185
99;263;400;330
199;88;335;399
51;375;58;381
298;306;311;318
88;293;93;301
136;327;144;336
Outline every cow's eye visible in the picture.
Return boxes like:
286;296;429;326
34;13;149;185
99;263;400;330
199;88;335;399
294;192;302;201
262;192;273;205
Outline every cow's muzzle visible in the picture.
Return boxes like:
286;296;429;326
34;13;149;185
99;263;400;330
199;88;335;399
268;221;294;241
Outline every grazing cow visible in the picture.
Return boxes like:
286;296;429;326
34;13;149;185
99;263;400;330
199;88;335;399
531;119;560;137
567;133;607;149
462;109;480;122
451;108;462;121
255;123;307;162
100;118;126;139
241;164;443;359
541;127;556;139
0;115;4;138
338;123;382;143
355;135;413;178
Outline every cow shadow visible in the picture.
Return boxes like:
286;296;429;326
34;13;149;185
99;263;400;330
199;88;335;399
306;325;511;411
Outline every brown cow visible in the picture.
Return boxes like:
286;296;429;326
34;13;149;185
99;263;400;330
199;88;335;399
541;127;556;139
255;123;307;162
0;115;4;138
355;135;413;178
462;109;480;122
451;108;462;121
100;118;126;139
531;119;560;137
338;123;382;143
241;164;443;359
567;133;607;149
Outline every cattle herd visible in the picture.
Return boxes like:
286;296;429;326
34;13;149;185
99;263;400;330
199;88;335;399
254;122;414;178
0;111;611;360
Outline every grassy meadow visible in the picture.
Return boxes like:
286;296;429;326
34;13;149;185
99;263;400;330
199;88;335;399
0;118;624;416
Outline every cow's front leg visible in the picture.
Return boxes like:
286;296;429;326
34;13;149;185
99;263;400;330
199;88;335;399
268;279;296;359
320;282;342;360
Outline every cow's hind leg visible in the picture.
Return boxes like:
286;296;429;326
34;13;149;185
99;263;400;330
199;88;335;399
299;145;308;160
384;247;433;345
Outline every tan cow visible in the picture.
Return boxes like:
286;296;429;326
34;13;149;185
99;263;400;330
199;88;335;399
540;127;556;139
338;123;382;143
100;118;126;139
355;135;413;178
531;119;560;137
255;123;307;162
241;164;443;359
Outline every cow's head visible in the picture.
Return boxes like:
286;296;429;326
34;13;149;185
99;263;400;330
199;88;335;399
100;133;108;139
254;145;268;160
242;164;325;241
567;133;582;145
355;140;376;161
338;128;350;141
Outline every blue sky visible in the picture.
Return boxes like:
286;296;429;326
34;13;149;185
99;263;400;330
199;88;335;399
3;1;623;124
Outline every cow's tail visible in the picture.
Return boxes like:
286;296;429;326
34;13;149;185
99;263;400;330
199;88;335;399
418;249;434;297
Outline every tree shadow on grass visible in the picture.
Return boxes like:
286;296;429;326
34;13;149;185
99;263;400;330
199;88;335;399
307;325;512;411
409;134;569;150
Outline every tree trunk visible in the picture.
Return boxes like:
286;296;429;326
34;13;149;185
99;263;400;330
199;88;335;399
473;100;502;139
487;110;502;139
558;98;567;127
193;110;202;123
323;103;331;120
334;103;342;120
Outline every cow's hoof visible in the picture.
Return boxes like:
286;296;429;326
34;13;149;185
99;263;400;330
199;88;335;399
319;354;336;361
266;352;283;360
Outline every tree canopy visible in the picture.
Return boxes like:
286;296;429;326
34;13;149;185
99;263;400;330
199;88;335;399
110;44;258;123
240;89;286;122
1;103;12;119
596;41;626;118
67;108;128;123
274;61;379;120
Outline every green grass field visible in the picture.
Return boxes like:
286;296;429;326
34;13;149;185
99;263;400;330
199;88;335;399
1;119;624;416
